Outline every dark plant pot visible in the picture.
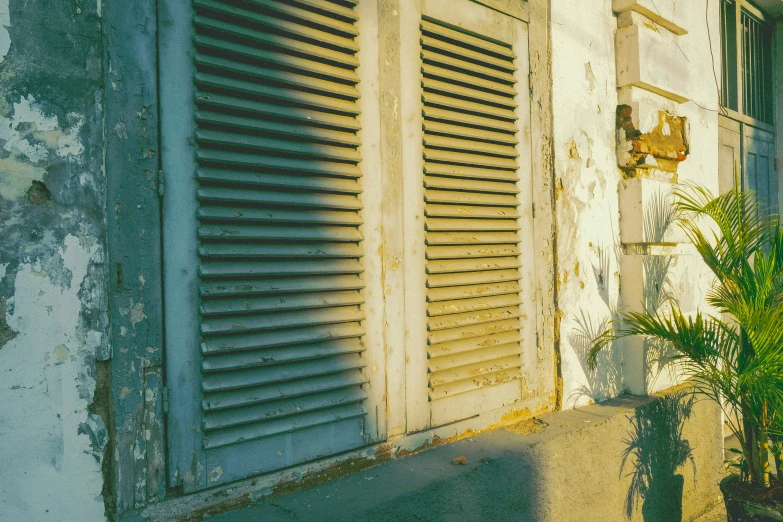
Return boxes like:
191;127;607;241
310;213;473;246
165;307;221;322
721;475;783;522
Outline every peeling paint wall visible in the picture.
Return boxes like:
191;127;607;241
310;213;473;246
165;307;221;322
551;0;624;408
552;0;721;406
0;1;108;520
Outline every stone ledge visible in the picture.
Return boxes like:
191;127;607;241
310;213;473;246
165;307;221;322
618;86;680;137
192;388;722;522
613;0;688;35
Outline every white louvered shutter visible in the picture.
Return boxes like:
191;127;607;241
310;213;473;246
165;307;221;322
420;18;527;426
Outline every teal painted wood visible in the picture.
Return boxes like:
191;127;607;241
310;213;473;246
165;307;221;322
105;0;167;512
161;0;370;491
743;126;777;216
159;0;207;492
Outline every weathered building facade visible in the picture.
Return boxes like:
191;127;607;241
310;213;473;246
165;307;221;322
0;0;780;520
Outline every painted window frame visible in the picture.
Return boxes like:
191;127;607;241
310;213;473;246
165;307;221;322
719;0;780;215
720;0;776;130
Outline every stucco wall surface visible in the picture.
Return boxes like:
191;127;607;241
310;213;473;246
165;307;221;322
550;0;624;409
551;0;721;406
632;1;721;394
0;1;108;520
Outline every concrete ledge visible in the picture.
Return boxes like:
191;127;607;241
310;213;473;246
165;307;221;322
613;0;688;35
201;387;723;522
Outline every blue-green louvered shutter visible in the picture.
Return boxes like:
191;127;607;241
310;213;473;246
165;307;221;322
164;0;369;491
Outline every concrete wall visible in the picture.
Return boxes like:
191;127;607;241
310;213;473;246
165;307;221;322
532;389;723;522
0;1;108;520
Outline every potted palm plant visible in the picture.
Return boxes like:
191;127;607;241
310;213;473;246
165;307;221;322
589;185;783;521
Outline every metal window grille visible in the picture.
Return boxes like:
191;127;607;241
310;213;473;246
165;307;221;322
741;9;773;123
720;0;774;124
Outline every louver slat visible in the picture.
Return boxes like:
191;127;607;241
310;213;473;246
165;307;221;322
425;204;520;219
199;207;363;226
421;19;524;415
427;294;522;317
197;169;361;192
422;78;518;110
194;0;368;454
420;49;516;84
426;244;521;259
424;162;518;182
203;371;366;412
426;256;521;274
204;387;368;431
423;120;518;145
195;112;361;146
202;322;365;354
200;243;363;259
193;16;358;67
427;281;521;302
202;354;367;393
194;35;360;83
199;224;363;242
428;342;522;372
204;403;366;449
195;93;361;132
200;274;365;298
197;187;362;210
422;63;517;97
194;0;359;52
195;130;362;162
202;338;365;372
420;19;516;60
194;72;360;115
424;134;519;157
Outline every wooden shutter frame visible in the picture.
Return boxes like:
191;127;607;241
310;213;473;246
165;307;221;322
402;0;543;433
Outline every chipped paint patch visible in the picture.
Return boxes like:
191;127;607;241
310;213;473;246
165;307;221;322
0;235;106;521
209;466;224;484
617;105;689;177
0;96;87;199
0;152;47;199
0;296;15;349
1;95;59;163
57;113;85;159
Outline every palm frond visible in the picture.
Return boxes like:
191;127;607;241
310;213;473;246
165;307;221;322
591;184;783;485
